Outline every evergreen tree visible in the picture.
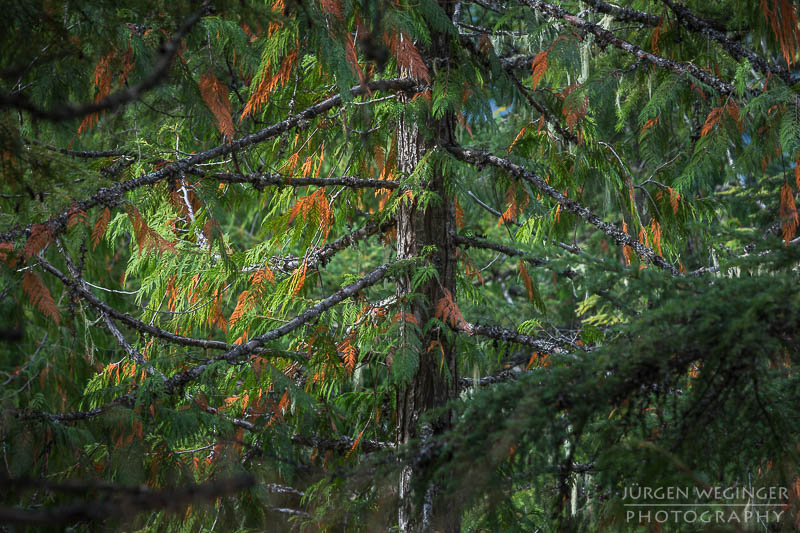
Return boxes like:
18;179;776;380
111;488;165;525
1;1;799;531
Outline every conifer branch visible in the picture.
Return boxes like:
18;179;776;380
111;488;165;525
659;0;794;84
291;434;394;453
0;78;419;244
215;172;400;190
465;322;572;352
0;476;254;525
447;145;682;275
0;7;211;121
37;258;232;350
453;234;548;266
521;0;736;95
270;220;394;273
580;0;661;26
163;261;399;393
28;139;130;158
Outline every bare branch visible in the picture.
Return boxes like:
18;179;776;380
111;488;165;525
453;234;548;266
215;172;400;191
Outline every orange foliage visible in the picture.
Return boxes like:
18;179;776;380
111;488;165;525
198;71;235;140
24;224;51;259
92;207;111;249
435;288;467;331
761;0;800;66
780;183;798;245
383;29;430;83
242;49;298;118
23;271;59;324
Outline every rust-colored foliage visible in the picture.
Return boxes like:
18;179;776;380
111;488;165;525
383;29;430;83
780;183;798;245
198;71;235;140
530;36;566;91
92;207;111;250
621;219;633;265
762;0;800;66
242;49;298;118
288;187;332;239
508;127;526;153
338;335;357;374
518;260;534;302
290;258;308;296
435;288;467;331
23;271;59;324
454;197;464;229
24;224;51;259
126;204;175;256
319;0;342;18
67;208;88;230
701;107;723;136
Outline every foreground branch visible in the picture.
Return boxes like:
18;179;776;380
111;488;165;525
0;475;253;525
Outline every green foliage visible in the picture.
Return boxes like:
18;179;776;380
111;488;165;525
2;0;800;531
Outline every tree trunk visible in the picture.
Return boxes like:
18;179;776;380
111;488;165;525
395;3;459;531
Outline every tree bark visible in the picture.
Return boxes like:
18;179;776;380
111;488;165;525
395;3;459;531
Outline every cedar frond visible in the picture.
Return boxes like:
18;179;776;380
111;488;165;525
67;208;88;229
229;290;252;325
338;335;357;374
621;219;633;265
508;127;526;153
241;50;298;118
454;197;464;229
384;29;430;83
198;71;235;141
24;224;51;259
92;207;111;249
701;107;723;136
518;260;534;302
23;271;60;324
435;288;467;330
762;0;800;66
780;183;798;245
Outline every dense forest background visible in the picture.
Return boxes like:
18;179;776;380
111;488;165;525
1;0;800;531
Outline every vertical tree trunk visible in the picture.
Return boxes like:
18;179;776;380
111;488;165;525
395;3;459;530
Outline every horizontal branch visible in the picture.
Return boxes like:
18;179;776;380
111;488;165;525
522;0;735;95
581;0;660;25
291;434;394;453
447;145;681;275
454;234;547;266
0;7;209;122
28;139;130;158
466;322;569;352
0;475;253;525
460;369;521;388
464;190;582;255
215;172;400;190
0;77;419;244
271;220;393;273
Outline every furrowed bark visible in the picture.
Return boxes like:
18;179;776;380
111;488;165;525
396;3;460;531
